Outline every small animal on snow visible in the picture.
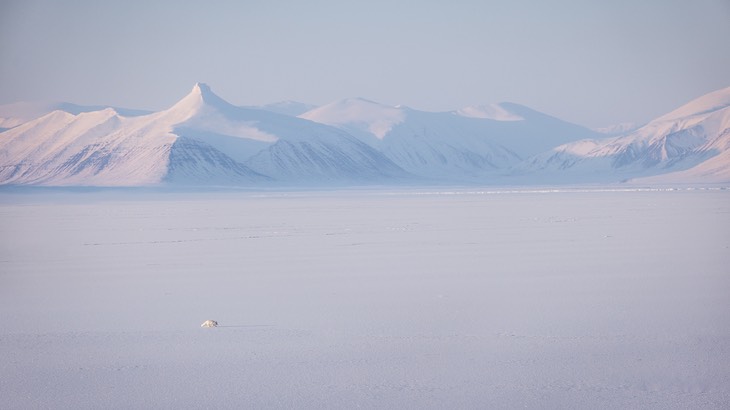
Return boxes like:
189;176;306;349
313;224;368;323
201;319;218;328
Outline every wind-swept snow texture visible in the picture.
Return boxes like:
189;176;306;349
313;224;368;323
1;188;729;409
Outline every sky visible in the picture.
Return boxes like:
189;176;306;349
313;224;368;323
0;0;728;128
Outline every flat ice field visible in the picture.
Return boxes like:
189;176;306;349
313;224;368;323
1;188;729;409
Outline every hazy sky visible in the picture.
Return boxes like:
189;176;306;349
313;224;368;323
1;0;728;127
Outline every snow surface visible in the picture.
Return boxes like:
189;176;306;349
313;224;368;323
1;188;729;409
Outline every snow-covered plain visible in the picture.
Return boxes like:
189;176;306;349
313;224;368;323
1;188;729;409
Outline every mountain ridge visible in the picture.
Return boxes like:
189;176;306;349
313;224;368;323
0;84;409;186
1;84;729;186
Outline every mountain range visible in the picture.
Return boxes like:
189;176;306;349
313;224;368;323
1;84;728;186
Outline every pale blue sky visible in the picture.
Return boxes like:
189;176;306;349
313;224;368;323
1;0;728;127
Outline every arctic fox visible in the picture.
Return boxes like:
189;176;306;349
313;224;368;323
201;320;218;328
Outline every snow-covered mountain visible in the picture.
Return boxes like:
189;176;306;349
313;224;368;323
300;99;599;181
0;84;407;186
2;84;729;186
517;86;730;183
0;101;151;131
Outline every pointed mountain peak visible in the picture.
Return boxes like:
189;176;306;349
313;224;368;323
164;83;235;121
191;82;213;98
188;82;228;106
193;82;208;91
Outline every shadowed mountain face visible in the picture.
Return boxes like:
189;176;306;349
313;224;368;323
165;137;270;185
1;84;729;186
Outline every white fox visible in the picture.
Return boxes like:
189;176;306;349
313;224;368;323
201;320;218;328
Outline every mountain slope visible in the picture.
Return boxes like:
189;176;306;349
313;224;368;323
0;85;264;186
516;86;730;182
164;85;409;184
630;110;730;184
0;108;175;186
